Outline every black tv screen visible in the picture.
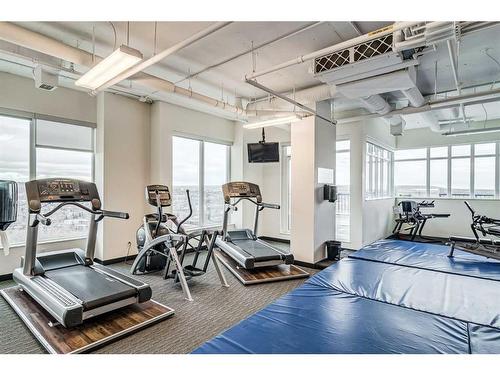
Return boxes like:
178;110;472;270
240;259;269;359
247;142;279;163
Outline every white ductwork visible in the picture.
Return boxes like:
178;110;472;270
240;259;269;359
401;86;441;132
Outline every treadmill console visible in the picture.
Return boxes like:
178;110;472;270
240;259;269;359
146;185;171;207
25;178;99;211
222;182;262;203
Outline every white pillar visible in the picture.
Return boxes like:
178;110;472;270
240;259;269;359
291;101;336;264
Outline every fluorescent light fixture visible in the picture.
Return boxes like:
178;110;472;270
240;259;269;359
443;126;500;137
75;45;142;90
243;115;305;129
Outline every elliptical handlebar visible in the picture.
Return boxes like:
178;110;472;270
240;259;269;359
174;189;193;234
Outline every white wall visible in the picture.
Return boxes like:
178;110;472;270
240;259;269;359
95;92;151;261
0;73;96;275
0;72;96;123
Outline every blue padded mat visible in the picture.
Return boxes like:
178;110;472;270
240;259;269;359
308;257;500;329
194;240;500;354
350;239;500;281
193;283;470;354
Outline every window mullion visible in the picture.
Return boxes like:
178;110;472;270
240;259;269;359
447;146;452;197
199;140;204;227
496;142;500;199
426;147;430;197
30;117;36;179
470;144;475;198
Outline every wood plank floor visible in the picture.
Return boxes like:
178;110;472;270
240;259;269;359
214;249;309;285
1;287;174;354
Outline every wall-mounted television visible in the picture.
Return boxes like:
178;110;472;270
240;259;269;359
247;142;279;163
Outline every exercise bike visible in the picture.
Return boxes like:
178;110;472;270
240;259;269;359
448;201;500;260
130;185;228;301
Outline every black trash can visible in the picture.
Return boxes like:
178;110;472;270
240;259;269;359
325;240;342;261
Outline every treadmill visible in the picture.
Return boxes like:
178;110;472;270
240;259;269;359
12;178;152;328
216;181;293;269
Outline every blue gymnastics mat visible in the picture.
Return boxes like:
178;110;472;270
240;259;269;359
193;240;500;354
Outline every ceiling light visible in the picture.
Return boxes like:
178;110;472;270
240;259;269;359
243;115;305;129
75;45;142;90
443;126;500;136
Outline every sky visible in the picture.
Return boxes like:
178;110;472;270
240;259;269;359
172;136;228;186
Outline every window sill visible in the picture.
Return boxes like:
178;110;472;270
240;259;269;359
365;197;394;201
0;236;87;251
395;197;500;202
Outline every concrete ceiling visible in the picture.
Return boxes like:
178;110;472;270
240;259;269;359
0;21;499;129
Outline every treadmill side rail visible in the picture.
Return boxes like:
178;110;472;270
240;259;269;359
13;269;84;327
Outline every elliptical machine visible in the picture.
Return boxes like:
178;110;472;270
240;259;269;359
130;185;228;301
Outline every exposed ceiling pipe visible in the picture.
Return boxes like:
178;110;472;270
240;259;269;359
94;21;232;92
176;21;324;84
336;87;500;125
0;22;247;116
446;39;467;124
244;21;422;80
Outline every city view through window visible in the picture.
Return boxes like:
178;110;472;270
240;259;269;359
172;136;229;227
0;114;94;247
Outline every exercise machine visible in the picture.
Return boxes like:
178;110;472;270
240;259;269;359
392;200;450;242
216;181;293;269
131;185;228;301
449;201;500;260
0;180;17;255
10;178;152;328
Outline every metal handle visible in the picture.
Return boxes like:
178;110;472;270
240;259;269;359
101;210;129;220
260;203;280;210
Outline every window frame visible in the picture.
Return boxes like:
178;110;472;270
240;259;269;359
171;133;231;229
335;139;351;243
394;142;500;200
365;141;393;200
0;108;96;247
280;143;291;235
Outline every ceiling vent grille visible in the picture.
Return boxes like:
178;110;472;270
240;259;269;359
314;34;394;74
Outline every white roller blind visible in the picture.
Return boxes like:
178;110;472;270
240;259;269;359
36;119;93;151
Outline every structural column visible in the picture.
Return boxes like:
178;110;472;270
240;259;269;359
291;100;336;264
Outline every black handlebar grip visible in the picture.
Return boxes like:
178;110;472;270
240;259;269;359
102;210;129;220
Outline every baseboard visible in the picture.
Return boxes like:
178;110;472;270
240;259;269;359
258;236;290;244
0;273;13;282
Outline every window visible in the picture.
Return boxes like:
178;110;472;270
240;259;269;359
35;119;94;243
172;135;230;227
0;113;95;247
336;140;350;242
365;142;392;200
474;143;496;198
280;145;292;234
394;142;500;199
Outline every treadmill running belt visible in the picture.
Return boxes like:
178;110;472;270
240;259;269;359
231;239;284;261
45;265;137;310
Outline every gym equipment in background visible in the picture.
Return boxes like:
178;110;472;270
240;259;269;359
449;201;500;260
0;180;17;255
215;181;308;284
392;200;450;242
130;185;228;301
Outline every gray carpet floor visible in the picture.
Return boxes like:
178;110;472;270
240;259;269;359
0;242;317;354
